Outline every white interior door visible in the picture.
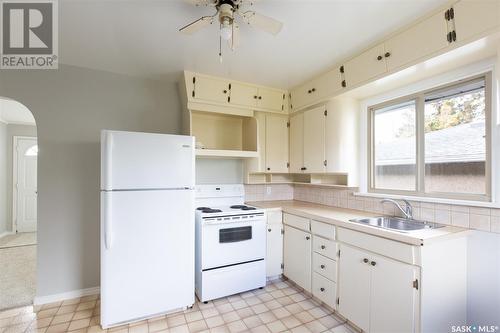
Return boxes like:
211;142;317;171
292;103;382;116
15;137;38;233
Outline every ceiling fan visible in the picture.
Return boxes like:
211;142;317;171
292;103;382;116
179;0;283;61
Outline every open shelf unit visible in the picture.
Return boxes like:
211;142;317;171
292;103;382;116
187;110;258;158
246;172;358;189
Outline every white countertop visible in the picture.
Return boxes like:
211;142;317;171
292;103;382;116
247;200;468;246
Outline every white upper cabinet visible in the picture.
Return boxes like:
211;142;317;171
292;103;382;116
265;115;289;173
325;98;359;184
290;69;343;112
258;87;286;113
453;0;500;43
229;82;258;108
184;71;288;114
343;43;387;89
193;75;230;104
289;112;304;173
384;10;450;71
303;106;326;173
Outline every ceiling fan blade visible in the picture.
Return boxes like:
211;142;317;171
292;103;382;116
240;11;283;35
228;23;241;50
183;0;217;6
179;16;215;35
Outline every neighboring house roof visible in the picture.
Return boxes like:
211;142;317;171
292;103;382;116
375;121;485;166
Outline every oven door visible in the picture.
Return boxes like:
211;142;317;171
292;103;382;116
201;218;266;270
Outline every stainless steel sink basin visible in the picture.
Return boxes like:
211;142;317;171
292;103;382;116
349;216;445;232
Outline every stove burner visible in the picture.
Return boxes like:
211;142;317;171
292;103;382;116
200;208;222;213
230;205;257;211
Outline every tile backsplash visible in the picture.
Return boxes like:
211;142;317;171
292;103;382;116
245;184;500;234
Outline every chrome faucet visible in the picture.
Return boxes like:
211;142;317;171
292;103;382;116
381;199;413;219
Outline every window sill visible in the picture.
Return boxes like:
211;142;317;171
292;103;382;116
354;192;500;208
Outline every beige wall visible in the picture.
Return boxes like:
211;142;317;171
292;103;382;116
0;122;7;235
0;65;182;298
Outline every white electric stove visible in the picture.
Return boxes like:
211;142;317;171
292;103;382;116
195;184;266;302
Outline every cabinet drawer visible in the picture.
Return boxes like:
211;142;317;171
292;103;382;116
312;272;336;308
312;252;337;282
283;213;310;231
311;220;335;239
313;236;338;260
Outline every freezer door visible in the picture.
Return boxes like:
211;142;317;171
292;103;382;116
101;189;194;328
101;130;195;190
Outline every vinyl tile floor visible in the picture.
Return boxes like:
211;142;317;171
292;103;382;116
0;278;358;333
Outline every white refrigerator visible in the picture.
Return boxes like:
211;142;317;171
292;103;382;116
100;130;195;328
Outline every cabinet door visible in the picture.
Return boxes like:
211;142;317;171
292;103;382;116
290;82;314;112
194;75;230;104
385;11;449;71
303;106;326;173
453;0;500;43
369;253;418;333
266;223;283;278
289;113;304;173
343;43;387;88
229;82;258;108
258;88;285;112
283;225;311;292
325;98;359;176
314;69;343;101
265;115;289;173
338;245;371;332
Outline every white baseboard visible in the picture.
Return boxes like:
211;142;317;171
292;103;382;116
34;287;100;306
0;231;15;239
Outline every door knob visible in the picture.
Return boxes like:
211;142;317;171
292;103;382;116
305;236;310;240
371;261;377;266
377;55;383;61
268;228;272;232
321;245;326;249
320;287;325;292
384;52;391;58
320;264;325;269
363;258;369;263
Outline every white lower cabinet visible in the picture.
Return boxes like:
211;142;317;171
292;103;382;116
266;210;283;278
338;244;419;333
283;224;311;292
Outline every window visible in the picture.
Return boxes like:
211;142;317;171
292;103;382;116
369;74;490;201
25;145;38;156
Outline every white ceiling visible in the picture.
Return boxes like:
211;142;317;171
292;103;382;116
0;99;36;125
59;0;449;88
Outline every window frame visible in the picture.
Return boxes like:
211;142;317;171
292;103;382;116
368;72;492;202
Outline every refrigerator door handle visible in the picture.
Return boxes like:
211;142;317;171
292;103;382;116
104;194;113;250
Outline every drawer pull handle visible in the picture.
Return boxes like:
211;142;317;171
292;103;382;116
371;261;377;266
320;245;326;249
268;228;272;232
363;258;369;263
320;287;325;292
320;264;325;269
305;236;310;240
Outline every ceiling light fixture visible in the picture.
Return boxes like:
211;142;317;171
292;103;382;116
179;0;283;62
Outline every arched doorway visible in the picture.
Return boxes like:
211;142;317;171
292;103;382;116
0;97;38;310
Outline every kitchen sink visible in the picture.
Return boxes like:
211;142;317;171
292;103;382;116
349;216;446;232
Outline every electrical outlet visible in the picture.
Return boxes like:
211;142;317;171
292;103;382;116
266;186;272;196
